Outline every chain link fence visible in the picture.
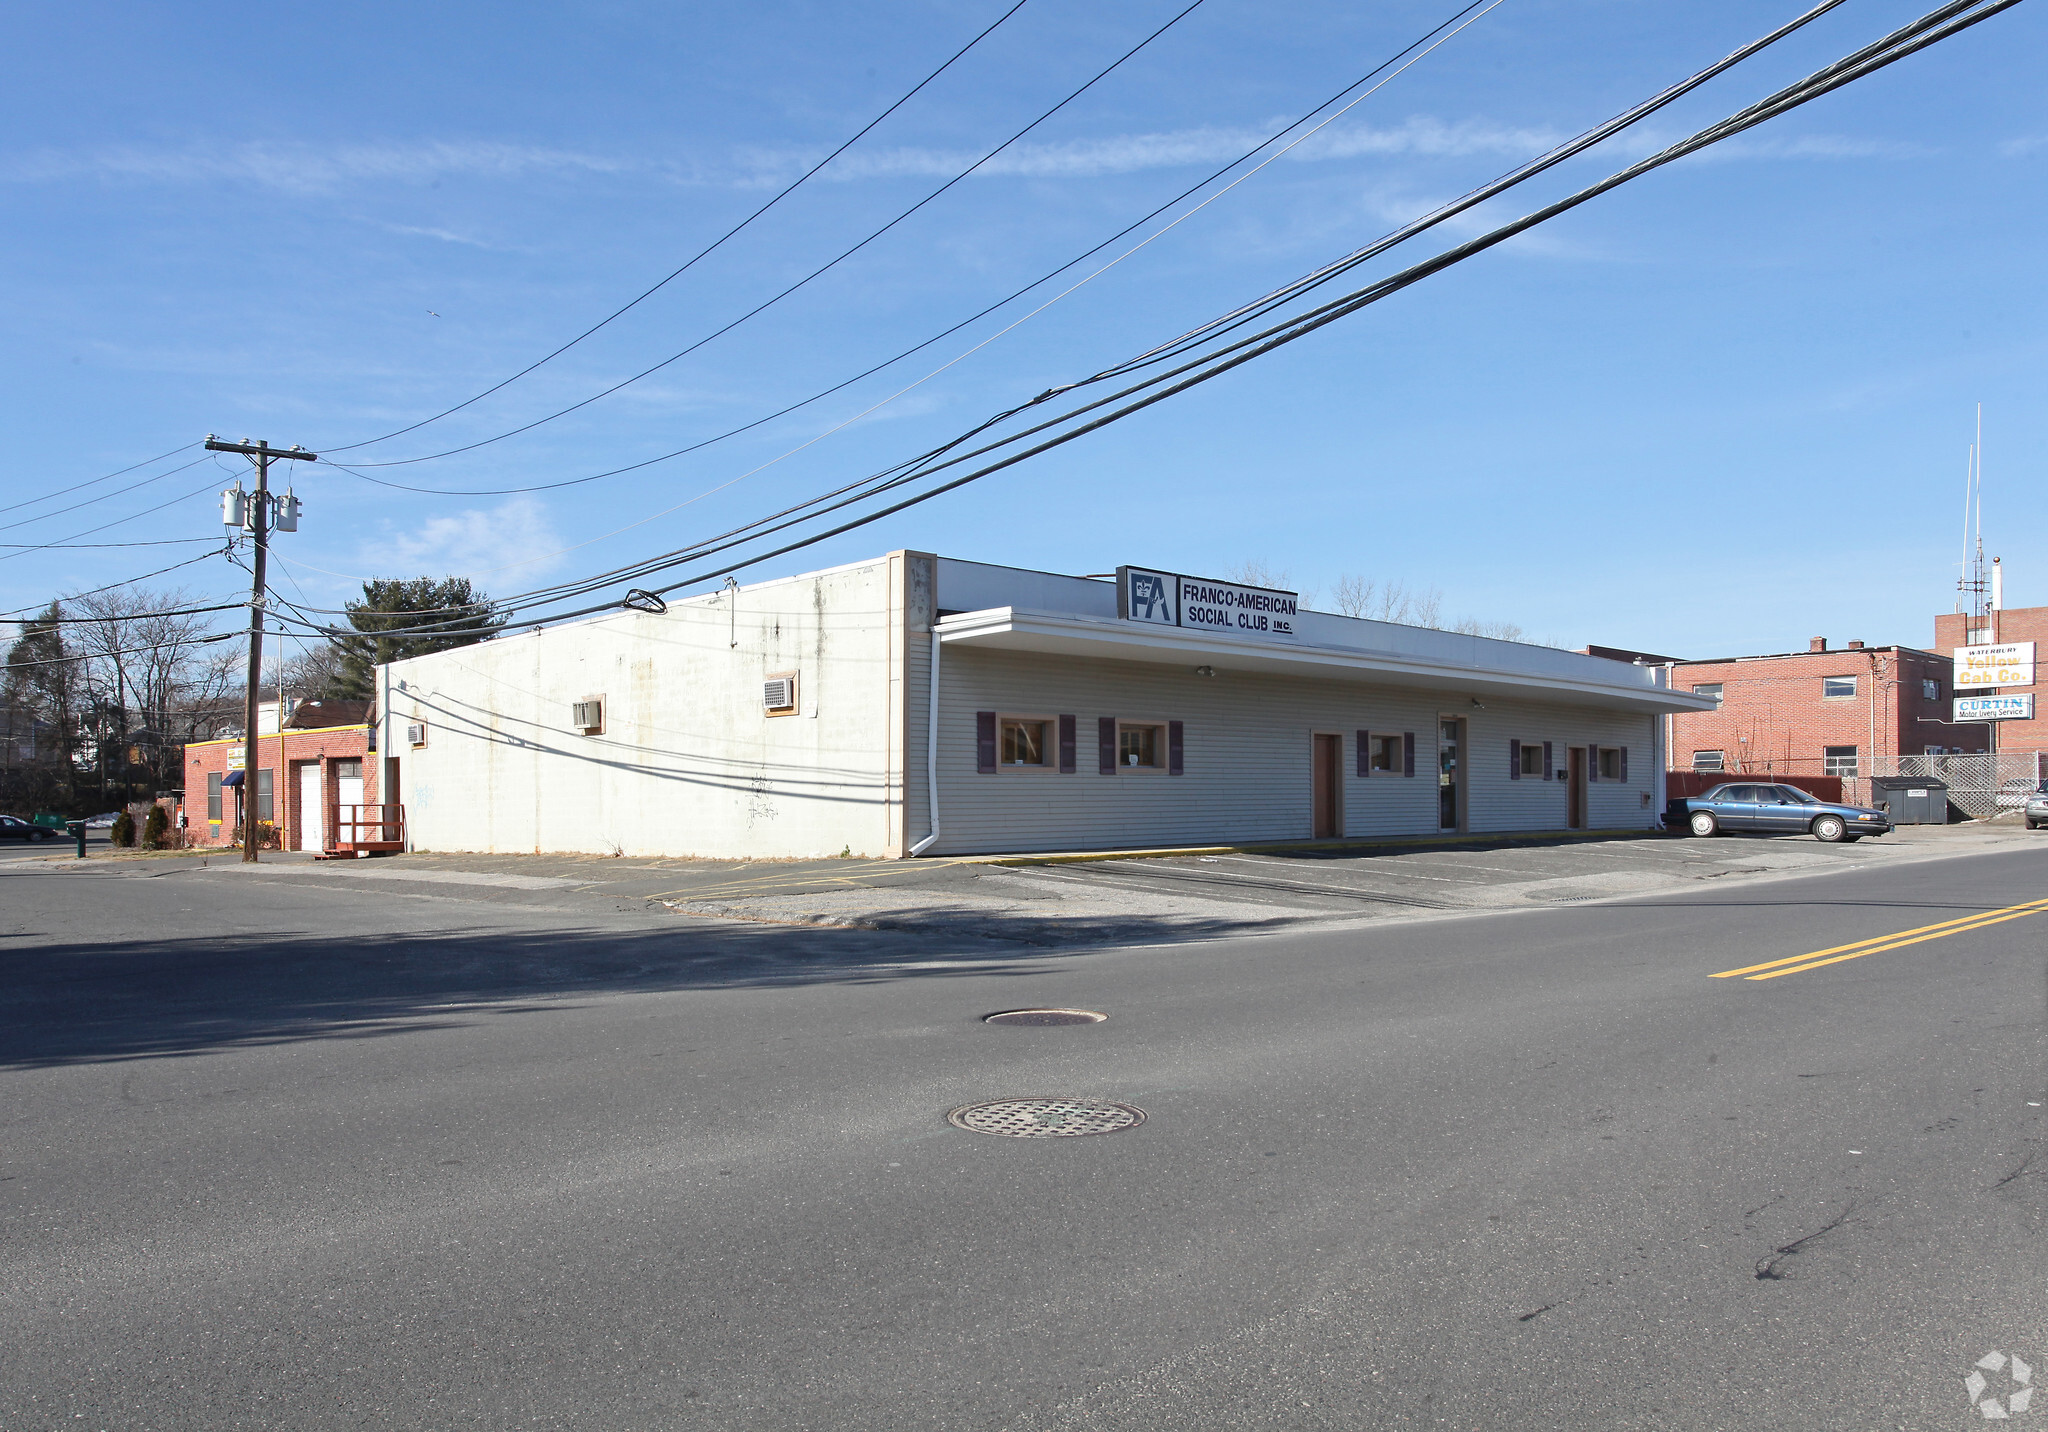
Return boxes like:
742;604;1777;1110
1839;752;2047;820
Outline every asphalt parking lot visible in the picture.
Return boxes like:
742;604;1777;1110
25;821;2037;949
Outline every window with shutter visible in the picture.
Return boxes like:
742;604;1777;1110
976;712;997;774
1542;740;1553;781
1098;717;1116;775
1619;746;1629;783
1168;720;1184;775
1586;745;1601;782
1058;715;1077;774
1509;738;1521;781
1356;730;1371;778
1402;732;1415;777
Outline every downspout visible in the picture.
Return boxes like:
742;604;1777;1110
908;629;941;855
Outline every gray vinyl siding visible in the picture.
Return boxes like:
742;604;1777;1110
929;648;1658;854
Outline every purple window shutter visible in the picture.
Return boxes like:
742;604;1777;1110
1058;715;1076;774
1402;731;1415;777
1356;730;1371;778
1620;746;1629;783
1098;717;1117;775
1543;740;1553;781
976;712;997;774
1509;738;1521;781
1168;720;1184;775
1586;745;1598;782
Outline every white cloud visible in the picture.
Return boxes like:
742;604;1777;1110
0;140;639;193
2000;134;2048;157
0;117;1931;197
374;496;561;585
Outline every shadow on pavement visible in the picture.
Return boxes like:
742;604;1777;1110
0;906;1271;1070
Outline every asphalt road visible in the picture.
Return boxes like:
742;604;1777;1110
3;842;2045;1429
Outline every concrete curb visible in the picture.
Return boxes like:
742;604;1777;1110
957;827;1671;867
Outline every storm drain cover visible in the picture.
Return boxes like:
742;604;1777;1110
983;1008;1107;1026
947;1097;1145;1137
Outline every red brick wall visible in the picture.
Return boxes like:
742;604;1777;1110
1666;645;1971;774
1665;771;1843;803
179;727;377;849
1933;605;2048;754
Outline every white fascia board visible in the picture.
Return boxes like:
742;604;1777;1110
936;608;1718;715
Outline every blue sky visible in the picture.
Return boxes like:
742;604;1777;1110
3;0;2043;660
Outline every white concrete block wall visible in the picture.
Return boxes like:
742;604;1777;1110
383;557;900;858
930;648;1660;855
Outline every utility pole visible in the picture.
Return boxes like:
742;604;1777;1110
207;436;315;863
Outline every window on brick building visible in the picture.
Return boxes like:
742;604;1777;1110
1692;750;1725;772
1822;676;1857;699
1691;683;1722;702
1922;678;1940;701
1823;745;1859;777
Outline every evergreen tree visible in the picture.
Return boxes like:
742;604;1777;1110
327;578;504;698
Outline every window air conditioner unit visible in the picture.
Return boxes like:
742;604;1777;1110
572;700;603;732
406;722;428;748
762;676;795;713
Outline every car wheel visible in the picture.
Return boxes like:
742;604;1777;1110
1688;811;1719;837
1813;815;1847;843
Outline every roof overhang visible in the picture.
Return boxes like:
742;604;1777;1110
936;608;1717;715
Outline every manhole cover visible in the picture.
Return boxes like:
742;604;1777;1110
983;1008;1107;1026
947;1097;1146;1137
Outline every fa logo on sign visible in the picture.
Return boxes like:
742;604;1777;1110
1130;574;1170;621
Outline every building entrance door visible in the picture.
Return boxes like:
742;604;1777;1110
334;759;364;847
296;763;323;852
1312;734;1341;838
1567;746;1586;829
1438;718;1462;831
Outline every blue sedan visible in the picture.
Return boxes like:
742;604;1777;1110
1663;782;1891;842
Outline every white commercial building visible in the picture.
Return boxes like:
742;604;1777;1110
377;551;1713;858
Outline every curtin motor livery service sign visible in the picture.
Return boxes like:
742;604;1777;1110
1955;694;2034;722
1955;641;2034;689
1117;566;1299;642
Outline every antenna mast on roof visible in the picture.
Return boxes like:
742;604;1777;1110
1957;404;1988;627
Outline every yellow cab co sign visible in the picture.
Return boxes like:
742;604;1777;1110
1117;566;1299;643
1955;640;2034;688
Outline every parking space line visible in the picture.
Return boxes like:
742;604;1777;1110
1711;896;2048;981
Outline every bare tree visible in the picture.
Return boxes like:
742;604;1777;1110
65;585;237;795
1221;560;1316;611
1451;617;1529;643
1330;575;1444;627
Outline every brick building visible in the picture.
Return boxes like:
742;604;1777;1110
1932;602;2048;756
180;700;381;851
1665;637;1971;781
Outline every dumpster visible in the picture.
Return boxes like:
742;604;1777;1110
1869;776;1950;825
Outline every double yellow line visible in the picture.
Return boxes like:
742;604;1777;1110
1712;896;2048;981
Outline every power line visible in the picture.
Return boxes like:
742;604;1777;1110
0;546;233;620
328;0;1502;498
1;630;239;671
0;537;221;550
0;453;215;535
337;0;1212;468
320;0;1036;457
0;441;200;518
0;475;233;564
286;0;1854;626
268;0;2019;643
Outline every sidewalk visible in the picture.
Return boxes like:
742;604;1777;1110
17;820;2030;949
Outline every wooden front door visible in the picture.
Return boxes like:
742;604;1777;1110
1313;733;1341;838
1567;746;1586;829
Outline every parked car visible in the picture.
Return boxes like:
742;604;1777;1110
1664;782;1892;842
2023;784;2048;831
0;814;59;843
